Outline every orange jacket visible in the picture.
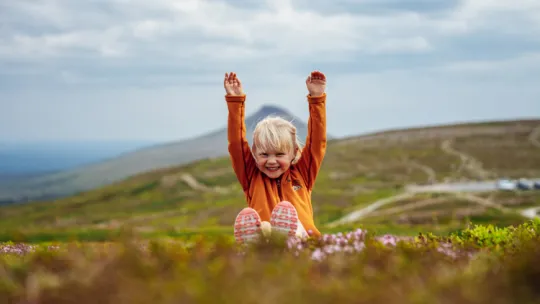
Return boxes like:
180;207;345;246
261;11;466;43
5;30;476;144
226;93;327;237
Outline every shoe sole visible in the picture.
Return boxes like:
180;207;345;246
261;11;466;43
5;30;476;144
234;208;262;243
270;201;298;237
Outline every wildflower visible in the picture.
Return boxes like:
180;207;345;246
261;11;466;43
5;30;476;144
354;241;365;252
354;228;365;240
324;245;334;255
311;248;325;261
379;234;397;246
322;234;331;243
343;245;354;253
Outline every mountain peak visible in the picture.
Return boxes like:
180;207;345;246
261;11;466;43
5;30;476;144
256;104;291;117
245;104;299;128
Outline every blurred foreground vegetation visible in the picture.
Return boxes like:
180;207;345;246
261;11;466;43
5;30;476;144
1;219;540;303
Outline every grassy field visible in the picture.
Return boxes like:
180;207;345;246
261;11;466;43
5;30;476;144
0;119;539;242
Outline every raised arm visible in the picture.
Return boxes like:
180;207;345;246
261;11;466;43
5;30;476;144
224;72;257;191
296;71;327;190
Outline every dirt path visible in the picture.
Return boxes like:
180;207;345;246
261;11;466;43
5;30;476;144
180;174;211;191
183;173;231;194
326;186;520;227
405;160;437;184
326;192;417;228
162;172;229;194
440;139;493;180
366;197;450;218
529;125;540;148
452;193;511;213
521;207;540;219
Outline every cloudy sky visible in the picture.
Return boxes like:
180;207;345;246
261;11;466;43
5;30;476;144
1;0;539;143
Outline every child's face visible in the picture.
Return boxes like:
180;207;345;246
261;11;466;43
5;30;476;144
254;148;296;179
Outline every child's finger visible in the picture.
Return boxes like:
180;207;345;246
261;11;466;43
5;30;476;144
313;70;324;80
313;71;325;81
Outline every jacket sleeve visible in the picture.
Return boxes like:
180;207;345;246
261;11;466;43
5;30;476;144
226;94;257;192
296;93;327;191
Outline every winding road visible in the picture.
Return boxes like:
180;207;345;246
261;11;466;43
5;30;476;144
405;160;437;184
327;179;540;227
440;139;493;180
521;207;540;219
529;125;540;148
326;192;417;228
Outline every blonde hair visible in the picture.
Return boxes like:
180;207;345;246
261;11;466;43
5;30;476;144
252;116;303;164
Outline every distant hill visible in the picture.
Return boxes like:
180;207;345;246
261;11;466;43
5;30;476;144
0;104;323;203
0;118;538;239
0;141;157;177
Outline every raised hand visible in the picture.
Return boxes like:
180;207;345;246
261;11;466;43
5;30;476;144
224;72;244;96
306;70;326;97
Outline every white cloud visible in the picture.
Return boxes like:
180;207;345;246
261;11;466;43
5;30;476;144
1;0;537;71
0;0;538;78
0;0;539;142
0;0;434;63
450;0;540;34
439;52;540;73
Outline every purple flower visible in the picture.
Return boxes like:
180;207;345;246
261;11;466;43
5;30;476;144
354;241;365;252
324;245;335;254
379;234;397;246
354;228;365;240
343;245;354;253
322;234;331;243
0;243;37;255
437;246;457;258
311;248;325;261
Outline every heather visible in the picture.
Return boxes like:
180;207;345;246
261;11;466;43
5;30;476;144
1;219;539;304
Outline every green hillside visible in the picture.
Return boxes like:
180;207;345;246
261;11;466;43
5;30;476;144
1;119;539;242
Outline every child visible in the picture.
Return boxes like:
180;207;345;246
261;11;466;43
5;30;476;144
224;71;327;243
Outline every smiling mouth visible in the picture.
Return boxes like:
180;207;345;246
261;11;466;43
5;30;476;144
266;167;280;171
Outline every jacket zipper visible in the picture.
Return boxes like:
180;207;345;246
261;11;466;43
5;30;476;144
276;178;283;202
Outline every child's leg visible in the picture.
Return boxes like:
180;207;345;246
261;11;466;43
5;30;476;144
270;201;307;238
234;207;262;244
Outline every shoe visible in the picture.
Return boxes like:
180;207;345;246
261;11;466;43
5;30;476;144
270;201;299;237
234;208;262;244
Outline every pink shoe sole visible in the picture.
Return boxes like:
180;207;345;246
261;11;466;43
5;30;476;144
234;208;262;243
270;201;298;237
